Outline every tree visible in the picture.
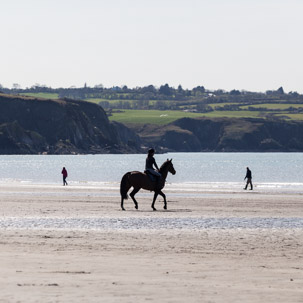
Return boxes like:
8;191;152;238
193;86;205;93
94;84;104;89
230;89;241;95
141;85;156;94
159;84;173;96
288;91;299;97
12;83;21;90
277;86;284;94
121;85;129;92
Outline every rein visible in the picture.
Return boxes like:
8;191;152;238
159;161;170;180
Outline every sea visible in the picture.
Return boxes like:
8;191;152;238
1;153;303;230
0;152;303;193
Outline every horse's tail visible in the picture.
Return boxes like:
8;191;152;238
120;172;131;199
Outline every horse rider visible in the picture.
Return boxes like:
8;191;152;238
145;148;162;189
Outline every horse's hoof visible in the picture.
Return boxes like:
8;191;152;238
153;208;157;211
135;205;138;210
164;205;167;210
121;208;125;211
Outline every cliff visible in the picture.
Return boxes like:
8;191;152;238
0;94;142;154
2;93;303;154
132;117;303;152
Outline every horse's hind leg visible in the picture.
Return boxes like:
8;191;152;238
121;197;125;211
158;190;167;210
130;188;140;209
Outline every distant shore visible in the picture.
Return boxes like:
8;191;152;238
0;184;303;302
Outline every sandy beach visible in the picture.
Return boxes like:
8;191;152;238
0;183;303;302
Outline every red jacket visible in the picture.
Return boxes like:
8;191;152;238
62;168;68;177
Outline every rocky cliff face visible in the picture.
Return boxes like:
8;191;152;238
0;94;142;154
133;117;303;152
2;94;303;154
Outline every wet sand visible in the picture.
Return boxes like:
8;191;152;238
0;184;303;302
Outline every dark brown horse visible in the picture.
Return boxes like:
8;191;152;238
120;159;176;211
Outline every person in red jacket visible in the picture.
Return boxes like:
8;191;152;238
61;167;68;186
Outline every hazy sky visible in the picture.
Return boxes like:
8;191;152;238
1;0;303;92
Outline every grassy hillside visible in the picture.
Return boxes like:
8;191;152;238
85;98;172;106
108;109;263;125
275;113;303;120
21;92;59;99
85;98;123;105
5;91;303;124
108;110;199;124
240;103;303;110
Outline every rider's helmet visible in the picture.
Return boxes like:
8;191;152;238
148;148;155;155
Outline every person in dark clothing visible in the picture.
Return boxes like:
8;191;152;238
145;148;162;188
244;167;253;190
62;167;68;186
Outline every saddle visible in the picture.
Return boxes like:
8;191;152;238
144;170;157;182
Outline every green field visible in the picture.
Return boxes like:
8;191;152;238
85;98;173;106
275;113;303;120
208;103;240;109
108;109;264;125
240;103;303;110
14;94;303;124
201;110;262;119
22;92;59;99
85;98;123;104
108;110;198;124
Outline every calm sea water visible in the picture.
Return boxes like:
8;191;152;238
0;153;303;190
1;153;303;230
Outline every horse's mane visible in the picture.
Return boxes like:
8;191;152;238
159;160;170;172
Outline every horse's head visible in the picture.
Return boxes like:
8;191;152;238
159;159;176;177
167;158;176;175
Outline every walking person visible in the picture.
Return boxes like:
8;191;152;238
62;167;68;186
244;167;253;190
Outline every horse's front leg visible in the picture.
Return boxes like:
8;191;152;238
158;190;167;210
152;191;159;211
130;188;140;210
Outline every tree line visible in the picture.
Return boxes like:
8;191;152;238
1;83;303;112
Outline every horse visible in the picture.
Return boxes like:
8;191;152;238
120;159;176;211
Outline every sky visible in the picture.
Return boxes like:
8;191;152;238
1;0;303;92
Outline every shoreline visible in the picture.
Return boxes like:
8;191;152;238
1;180;303;193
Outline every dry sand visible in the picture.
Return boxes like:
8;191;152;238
0;184;303;303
